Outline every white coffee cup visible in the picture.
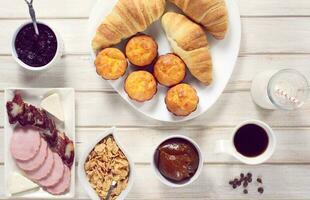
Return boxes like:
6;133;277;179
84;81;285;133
151;135;204;187
11;21;64;71
215;120;276;165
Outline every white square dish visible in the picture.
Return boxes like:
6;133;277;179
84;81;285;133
4;88;75;199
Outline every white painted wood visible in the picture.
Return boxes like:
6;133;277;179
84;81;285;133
0;0;97;19
1;0;310;18
1;164;310;199
0;55;309;92
1;18;310;55
237;0;310;16
1;91;310;127
0;56;102;91
240;18;310;54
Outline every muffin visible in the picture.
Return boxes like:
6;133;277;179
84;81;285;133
165;83;199;116
125;71;157;102
95;48;128;80
125;35;158;67
154;54;186;87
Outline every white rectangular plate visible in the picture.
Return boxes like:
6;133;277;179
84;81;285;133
4;88;75;199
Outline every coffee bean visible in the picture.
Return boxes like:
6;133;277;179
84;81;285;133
233;184;237;189
247;173;252;178
240;173;244;178
248;178;252;183
234;178;238;183
257;178;262;184
258;187;264;194
237;181;241;186
243;189;248;194
243;181;248;188
229;181;234;185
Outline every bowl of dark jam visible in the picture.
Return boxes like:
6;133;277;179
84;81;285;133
152;135;203;187
12;22;63;71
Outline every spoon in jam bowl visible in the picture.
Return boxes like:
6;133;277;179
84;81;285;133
24;0;39;35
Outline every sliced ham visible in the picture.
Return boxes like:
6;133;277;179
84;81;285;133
10;127;41;161
45;165;71;195
16;138;48;171
26;148;54;181
38;153;64;187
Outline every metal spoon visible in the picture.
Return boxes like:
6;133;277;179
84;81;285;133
24;0;39;35
105;180;117;200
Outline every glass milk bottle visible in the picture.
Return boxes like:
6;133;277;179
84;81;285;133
251;69;309;110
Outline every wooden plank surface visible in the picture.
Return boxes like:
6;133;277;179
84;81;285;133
1;18;310;55
237;0;310;17
0;0;97;19
1;0;310;18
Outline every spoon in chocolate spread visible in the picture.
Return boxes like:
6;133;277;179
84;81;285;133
24;0;39;35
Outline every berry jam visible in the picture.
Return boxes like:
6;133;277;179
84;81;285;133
15;23;57;67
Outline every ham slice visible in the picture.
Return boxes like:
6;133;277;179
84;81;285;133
7;93;75;168
10;127;41;161
38;153;64;187
45;165;71;195
16;138;48;171
26;148;54;181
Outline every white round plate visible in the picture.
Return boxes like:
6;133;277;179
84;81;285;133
88;0;241;123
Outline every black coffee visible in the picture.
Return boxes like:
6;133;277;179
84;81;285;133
233;124;269;157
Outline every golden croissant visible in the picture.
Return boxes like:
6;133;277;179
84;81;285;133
162;12;212;85
168;0;228;40
92;0;166;51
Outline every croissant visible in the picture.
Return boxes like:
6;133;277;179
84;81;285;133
168;0;228;40
92;0;166;51
162;12;212;85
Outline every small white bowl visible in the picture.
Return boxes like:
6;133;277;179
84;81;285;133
78;127;135;200
151;135;204;188
11;21;64;71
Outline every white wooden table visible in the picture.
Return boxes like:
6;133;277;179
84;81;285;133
1;0;310;199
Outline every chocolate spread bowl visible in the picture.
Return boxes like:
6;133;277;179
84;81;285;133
11;21;63;71
152;135;203;187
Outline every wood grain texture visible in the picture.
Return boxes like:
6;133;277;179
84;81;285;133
0;55;309;91
0;0;97;19
1;0;310;18
237;0;310;16
1;164;310;199
1;18;310;55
